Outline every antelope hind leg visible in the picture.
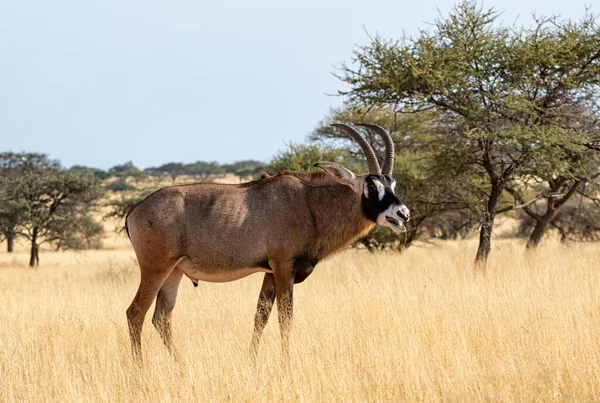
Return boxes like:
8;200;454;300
126;273;168;362
152;269;184;354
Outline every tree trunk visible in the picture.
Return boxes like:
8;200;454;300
29;228;39;268
526;218;551;249
526;179;580;249
405;230;417;248
526;208;560;249
475;211;495;263
475;182;503;264
6;232;14;253
404;216;424;249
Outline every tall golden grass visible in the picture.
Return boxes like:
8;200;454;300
1;238;599;402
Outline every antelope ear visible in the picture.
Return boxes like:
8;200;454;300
314;162;361;193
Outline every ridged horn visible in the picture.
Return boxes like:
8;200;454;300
331;123;381;174
355;123;395;175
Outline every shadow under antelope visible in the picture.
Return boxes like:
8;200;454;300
125;123;410;360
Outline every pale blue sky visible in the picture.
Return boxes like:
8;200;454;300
0;0;590;169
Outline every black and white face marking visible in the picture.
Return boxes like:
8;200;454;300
312;162;410;232
362;175;410;233
364;177;385;200
384;174;397;191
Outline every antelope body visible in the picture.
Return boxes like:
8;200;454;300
125;124;409;359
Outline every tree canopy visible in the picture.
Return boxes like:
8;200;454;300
0;153;104;266
337;1;600;263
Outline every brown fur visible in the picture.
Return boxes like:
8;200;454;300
125;172;374;360
275;170;337;184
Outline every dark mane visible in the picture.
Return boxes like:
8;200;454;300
275;170;336;184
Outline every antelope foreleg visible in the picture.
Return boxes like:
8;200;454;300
250;273;275;359
273;261;295;360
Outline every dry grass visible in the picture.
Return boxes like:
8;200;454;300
1;238;599;402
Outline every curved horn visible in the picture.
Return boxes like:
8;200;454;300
356;123;395;175
331;123;381;174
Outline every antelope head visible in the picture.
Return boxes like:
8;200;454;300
315;123;410;233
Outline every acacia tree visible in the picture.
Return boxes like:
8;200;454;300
0;153;61;252
506;148;599;247
518;192;600;243
0;204;21;252
337;1;600;263
4;158;104;267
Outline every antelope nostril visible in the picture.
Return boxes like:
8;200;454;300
397;207;409;221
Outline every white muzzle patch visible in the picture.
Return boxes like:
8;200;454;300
377;204;410;233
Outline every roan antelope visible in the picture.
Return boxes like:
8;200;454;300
125;123;409;360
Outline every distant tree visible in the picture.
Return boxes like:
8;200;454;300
0;203;21;252
0;152;60;172
0;152;61;252
108;161;147;181
222;160;268;180
144;162;186;183
69;165;110;180
337;1;600;263
356;226;406;252
105;178;136;193
505;158;599;247
52;214;104;251
518;193;600;243
186;161;225;179
269;143;352;173
142;160;269;183
3;160;104;267
104;188;156;233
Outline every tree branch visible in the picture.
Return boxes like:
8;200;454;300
497;188;564;214
555;179;582;209
495;193;547;214
504;186;540;221
576;189;600;207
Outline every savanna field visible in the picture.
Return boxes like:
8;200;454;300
1;231;599;402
